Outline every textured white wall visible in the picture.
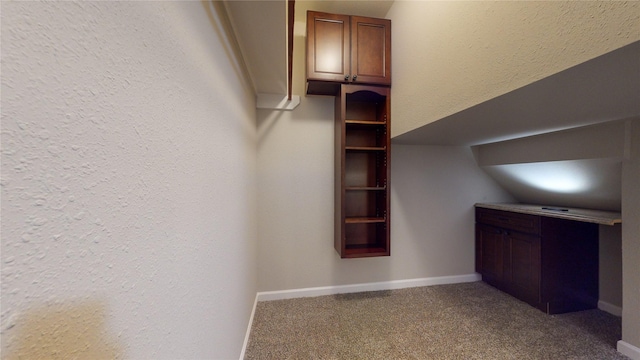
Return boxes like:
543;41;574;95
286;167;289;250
256;109;515;290
621;119;640;351
1;2;257;359
600;224;623;310
387;1;640;137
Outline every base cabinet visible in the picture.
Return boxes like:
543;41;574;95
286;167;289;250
475;207;598;314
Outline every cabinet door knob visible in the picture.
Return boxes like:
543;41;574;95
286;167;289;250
344;74;350;81
352;75;358;81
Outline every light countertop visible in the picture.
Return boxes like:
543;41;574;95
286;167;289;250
475;203;622;226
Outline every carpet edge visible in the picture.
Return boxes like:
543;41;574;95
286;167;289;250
255;273;482;302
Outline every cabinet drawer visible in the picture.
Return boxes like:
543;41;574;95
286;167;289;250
476;208;540;235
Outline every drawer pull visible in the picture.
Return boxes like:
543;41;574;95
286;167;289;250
498;217;511;222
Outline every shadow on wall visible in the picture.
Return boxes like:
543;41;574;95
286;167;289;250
201;0;252;96
3;300;122;359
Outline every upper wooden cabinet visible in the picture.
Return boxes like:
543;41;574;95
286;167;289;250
306;11;391;95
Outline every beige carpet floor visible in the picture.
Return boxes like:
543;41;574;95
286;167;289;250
245;281;627;359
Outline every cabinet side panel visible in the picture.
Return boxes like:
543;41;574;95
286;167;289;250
384;94;390;253
335;93;345;256
541;217;599;313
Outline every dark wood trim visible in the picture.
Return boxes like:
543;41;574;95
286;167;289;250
287;0;295;100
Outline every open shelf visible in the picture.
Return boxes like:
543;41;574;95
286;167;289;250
345;124;386;149
345;146;386;151
344;151;387;188
343;246;389;258
345;119;386;125
335;85;390;258
345;217;386;223
345;190;386;218
346;186;386;191
343;222;388;258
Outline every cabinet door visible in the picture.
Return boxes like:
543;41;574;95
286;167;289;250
350;16;391;86
307;11;350;83
504;231;541;305
476;224;504;286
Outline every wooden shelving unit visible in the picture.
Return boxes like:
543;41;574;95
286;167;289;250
306;10;391;258
335;85;390;258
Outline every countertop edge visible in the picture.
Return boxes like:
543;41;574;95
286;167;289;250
475;203;622;226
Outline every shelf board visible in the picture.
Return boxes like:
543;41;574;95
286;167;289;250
345;217;386;224
345;186;386;191
345;146;386;151
345;119;386;125
343;245;389;258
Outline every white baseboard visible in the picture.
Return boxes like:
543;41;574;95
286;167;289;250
255;273;481;302
239;294;258;360
618;340;640;360
598;300;622;317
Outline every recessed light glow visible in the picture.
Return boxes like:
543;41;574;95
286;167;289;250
493;161;591;194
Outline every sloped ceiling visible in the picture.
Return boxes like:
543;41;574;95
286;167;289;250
393;41;640;146
224;1;639;146
386;1;639;141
